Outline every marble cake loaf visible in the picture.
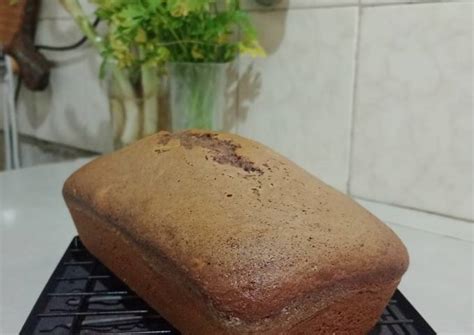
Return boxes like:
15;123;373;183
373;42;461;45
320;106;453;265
63;130;409;334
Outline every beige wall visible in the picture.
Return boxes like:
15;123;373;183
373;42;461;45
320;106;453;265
8;0;474;220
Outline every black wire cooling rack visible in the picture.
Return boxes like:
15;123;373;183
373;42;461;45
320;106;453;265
20;237;436;334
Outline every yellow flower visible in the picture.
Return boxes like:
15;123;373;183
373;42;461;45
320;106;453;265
110;37;133;68
238;41;266;58
216;33;229;45
170;3;190;17
191;45;204;60
135;28;147;43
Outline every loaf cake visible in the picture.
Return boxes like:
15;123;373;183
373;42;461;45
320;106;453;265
63;130;409;334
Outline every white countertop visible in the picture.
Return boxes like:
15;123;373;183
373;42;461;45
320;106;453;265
1;159;473;334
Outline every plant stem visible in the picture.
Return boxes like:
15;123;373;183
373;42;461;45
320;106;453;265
61;0;141;146
109;98;124;140
59;0;104;51
141;64;159;136
138;46;159;136
169;28;188;59
112;67;141;145
189;65;215;129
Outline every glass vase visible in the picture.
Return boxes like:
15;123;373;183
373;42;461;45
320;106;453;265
168;62;228;131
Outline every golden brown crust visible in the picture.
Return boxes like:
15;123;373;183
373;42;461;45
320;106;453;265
66;200;231;334
63;130;409;332
66;197;400;335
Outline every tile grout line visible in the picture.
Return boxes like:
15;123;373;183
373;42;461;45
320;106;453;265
348;1;473;222
385;220;474;243
0;130;98;155
346;0;363;194
361;0;473;8
354;194;474;223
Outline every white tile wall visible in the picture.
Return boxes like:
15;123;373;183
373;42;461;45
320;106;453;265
236;7;358;192
362;0;473;5
350;2;473;220
361;0;435;5
39;0;96;19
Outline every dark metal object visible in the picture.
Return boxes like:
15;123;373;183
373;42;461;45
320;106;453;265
21;237;436;334
0;0;50;90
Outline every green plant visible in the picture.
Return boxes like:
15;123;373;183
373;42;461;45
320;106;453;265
93;0;264;69
60;0;264;145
